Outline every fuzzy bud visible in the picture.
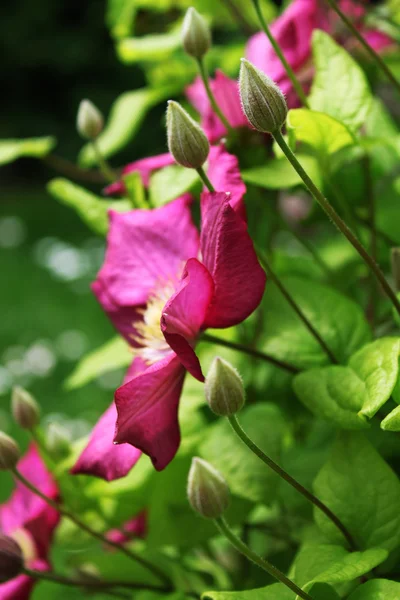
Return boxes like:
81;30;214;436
11;387;40;430
182;8;211;59
239;58;288;134
166;100;209;169
205;357;245;417
77;99;104;140
391;248;400;292
0;535;24;583
187;457;229;518
0;433;20;471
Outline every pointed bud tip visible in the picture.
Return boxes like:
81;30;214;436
0;535;24;583
11;386;40;430
239;58;288;134
187;457;229;518
182;7;211;59
77;99;104;140
0;432;20;470
166;101;209;169
205;357;245;417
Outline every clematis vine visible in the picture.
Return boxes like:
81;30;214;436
0;445;59;600
72;153;265;481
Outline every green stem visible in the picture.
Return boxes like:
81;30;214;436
43;153;106;184
228;414;356;550
273;129;400;317
12;468;172;588
22;567;169;597
92;139;117;183
196;166;215;192
228;415;356;550
324;0;400;95
251;0;309;108
201;332;300;373
257;252;338;363
364;154;377;327
197;58;233;133
214;516;313;600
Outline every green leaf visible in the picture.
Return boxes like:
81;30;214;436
79;86;176;166
348;579;400;599
242;155;322;190
258;275;370;369
381;405;400;431
200;404;287;504
65;336;132;390
288;109;355;164
149;165;199;206
47;178;131;235
117;28;182;63
294;544;387;591
293;366;369;430
300;583;340;600
313;431;400;551
0;136;56;165
349;337;400;418
309;30;372;131
203;584;293;600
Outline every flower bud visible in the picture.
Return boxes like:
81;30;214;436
239;58;288;134
391;248;400;292
166;100;209;169
0;535;24;583
205;357;245;417
11;387;40;430
187;457;229;518
77;99;104;140
182;8;211;59
0;433;20;470
46;423;71;459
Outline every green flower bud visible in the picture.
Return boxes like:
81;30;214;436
239;58;288;134
0;433;20;470
391;248;400;292
166;100;209;169
205;357;245;417
182;7;211;59
46;423;71;458
0;535;24;583
187;457;229;518
11;386;40;430
77;99;104;140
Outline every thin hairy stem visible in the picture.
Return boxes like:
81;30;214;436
92;139;117;183
215;516;313;599
12;468;172;588
196;166;215;192
273;129;400;316
251;0;309;107
228;414;357;550
201;332;300;373
197;58;233;133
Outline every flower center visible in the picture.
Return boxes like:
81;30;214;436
131;280;177;364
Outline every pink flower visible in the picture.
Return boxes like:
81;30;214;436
106;511;147;546
104;153;175;197
72;153;265;481
186;70;248;142
245;0;392;106
0;445;59;600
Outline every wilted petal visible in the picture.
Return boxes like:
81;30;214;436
161;258;214;381
104;153;175;196
208;145;246;219
94;195;199;312
200;192;266;328
186;70;247;142
115;354;185;471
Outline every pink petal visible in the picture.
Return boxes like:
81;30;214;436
94;195;199;312
186;71;247;142
115;353;186;471
200;192;266;329
208;145;246;220
161;258;214;381
71;402;142;482
104;153;175;196
0;573;36;600
106;511;147;545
